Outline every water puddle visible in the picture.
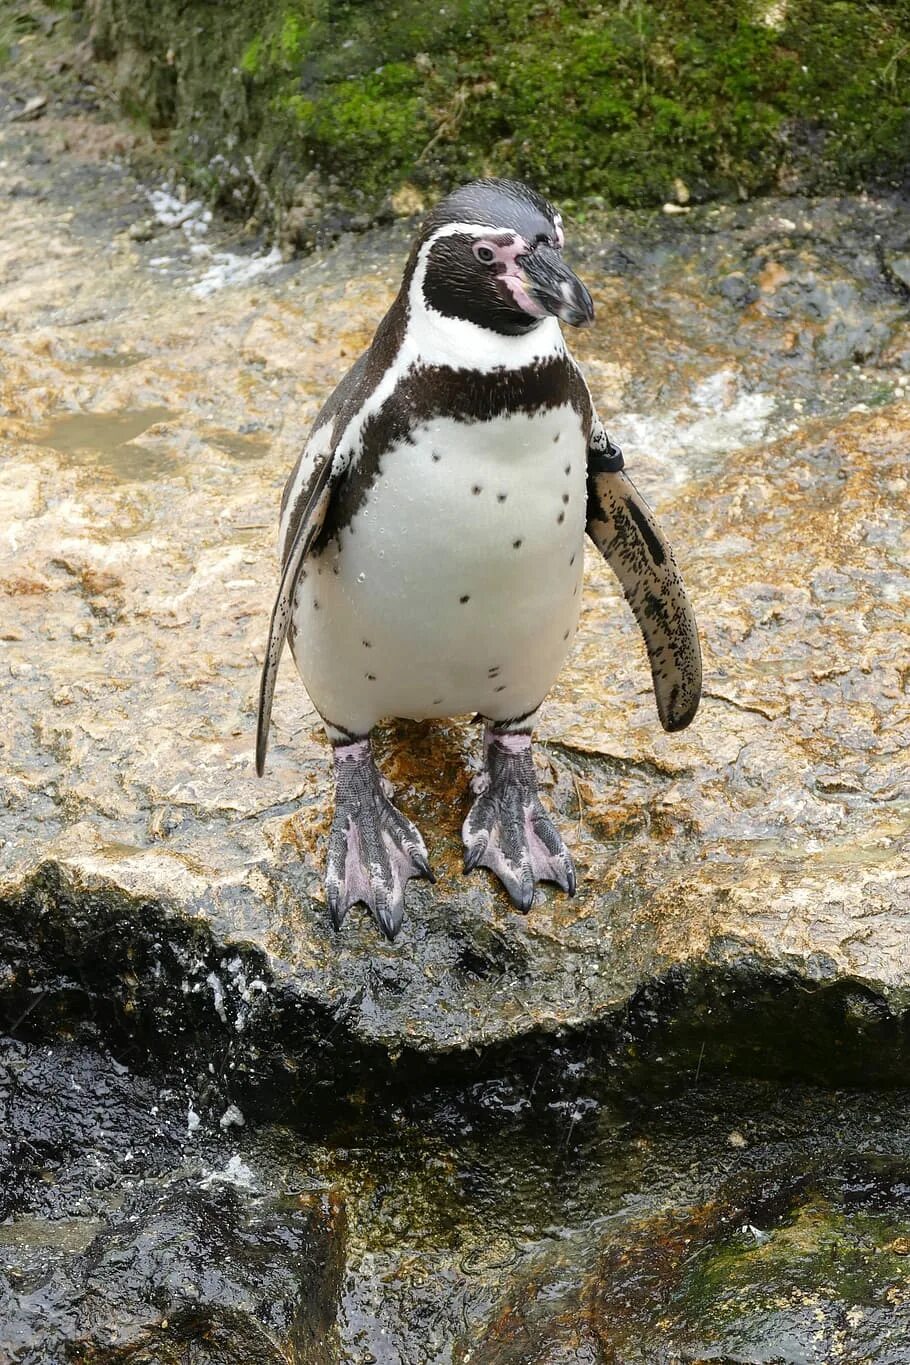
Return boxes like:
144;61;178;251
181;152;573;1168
208;430;270;461
34;406;178;481
77;350;146;370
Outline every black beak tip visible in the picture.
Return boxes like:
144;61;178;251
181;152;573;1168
566;286;595;327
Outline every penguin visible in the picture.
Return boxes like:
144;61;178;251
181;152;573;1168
257;178;701;940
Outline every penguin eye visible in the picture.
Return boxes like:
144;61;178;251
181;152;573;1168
473;243;496;265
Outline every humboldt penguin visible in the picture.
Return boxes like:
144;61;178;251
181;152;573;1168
257;178;701;938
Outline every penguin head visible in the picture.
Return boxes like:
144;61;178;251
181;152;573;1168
413;178;594;337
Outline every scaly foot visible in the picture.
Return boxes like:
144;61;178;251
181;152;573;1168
462;729;575;912
326;740;434;939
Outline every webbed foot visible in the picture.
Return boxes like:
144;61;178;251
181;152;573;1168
326;740;434;939
461;729;576;912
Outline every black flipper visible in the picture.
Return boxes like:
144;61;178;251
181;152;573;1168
586;423;702;731
255;447;335;776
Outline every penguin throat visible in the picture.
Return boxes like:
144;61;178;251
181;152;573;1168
421;272;542;337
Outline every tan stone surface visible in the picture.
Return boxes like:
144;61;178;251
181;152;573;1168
1;120;908;1054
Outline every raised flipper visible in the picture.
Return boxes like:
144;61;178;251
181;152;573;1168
586;422;702;731
255;440;335;776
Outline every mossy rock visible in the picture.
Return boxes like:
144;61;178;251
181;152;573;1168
83;0;910;241
472;1157;910;1362
589;1158;910;1362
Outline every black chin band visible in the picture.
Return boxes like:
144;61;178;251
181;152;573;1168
500;313;540;335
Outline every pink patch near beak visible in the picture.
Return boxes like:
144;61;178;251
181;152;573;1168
473;233;548;319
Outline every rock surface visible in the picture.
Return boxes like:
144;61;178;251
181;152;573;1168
469;1133;910;1363
4;1039;910;1363
0;1039;344;1363
0;87;909;1365
1;98;909;1080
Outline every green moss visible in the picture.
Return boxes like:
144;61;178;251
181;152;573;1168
239;34;263;76
598;1162;910;1359
278;11;308;64
690;1198;908;1307
677;1194;910;1355
86;0;910;232
0;4;44;70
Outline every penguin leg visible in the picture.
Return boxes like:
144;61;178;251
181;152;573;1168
325;736;434;940
462;723;576;912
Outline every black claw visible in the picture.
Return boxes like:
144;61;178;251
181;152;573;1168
566;865;577;897
515;883;535;914
463;842;485;874
412;849;436;883
327;886;346;932
376;903;404;942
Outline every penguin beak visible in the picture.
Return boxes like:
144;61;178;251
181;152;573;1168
520;245;595;327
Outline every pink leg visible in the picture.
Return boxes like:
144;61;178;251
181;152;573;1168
461;728;575;912
326;738;433;940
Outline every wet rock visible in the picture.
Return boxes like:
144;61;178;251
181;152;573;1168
718;270;758;308
0;114;909;1087
4;1046;910;1356
0;1038;184;1225
8;93;48;123
0;1038;344;1364
443;1083;910;1361
884;252;910;300
589;1158;910;1362
467;1144;910;1363
1;1181;343;1363
126;216;161;242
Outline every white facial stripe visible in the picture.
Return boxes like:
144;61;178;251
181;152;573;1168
423;220;512;247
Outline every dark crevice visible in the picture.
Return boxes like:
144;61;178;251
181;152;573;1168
2;864;909;1138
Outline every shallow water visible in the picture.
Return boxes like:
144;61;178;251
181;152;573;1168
34;406;178;479
77;349;147;370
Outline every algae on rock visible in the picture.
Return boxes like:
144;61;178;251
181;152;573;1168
82;0;910;241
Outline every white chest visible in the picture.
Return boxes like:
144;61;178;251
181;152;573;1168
349;404;584;592
292;403;588;731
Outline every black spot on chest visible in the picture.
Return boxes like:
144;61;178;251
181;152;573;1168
318;356;591;546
